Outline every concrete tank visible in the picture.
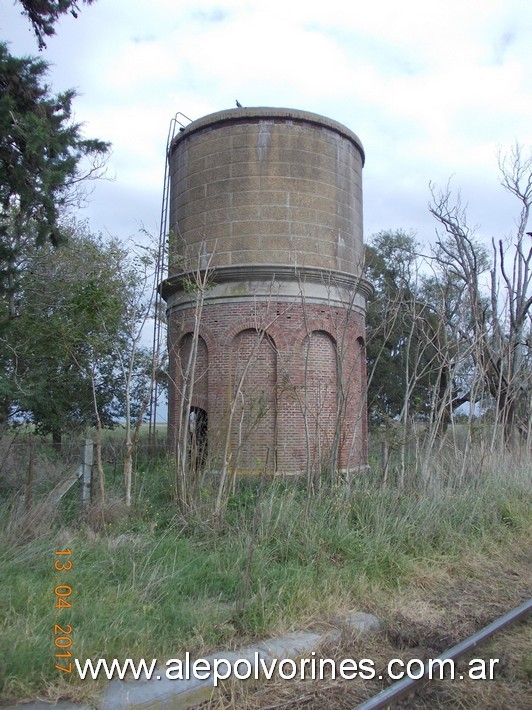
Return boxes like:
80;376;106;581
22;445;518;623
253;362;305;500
162;107;371;476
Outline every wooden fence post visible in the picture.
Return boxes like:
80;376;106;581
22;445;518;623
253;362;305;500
80;439;93;515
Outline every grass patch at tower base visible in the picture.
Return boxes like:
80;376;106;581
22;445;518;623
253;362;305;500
0;452;530;706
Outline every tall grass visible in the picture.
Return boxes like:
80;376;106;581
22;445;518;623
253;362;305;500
0;443;530;702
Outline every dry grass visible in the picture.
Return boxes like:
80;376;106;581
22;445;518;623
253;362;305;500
86;495;131;531
0;441;529;706
207;533;531;709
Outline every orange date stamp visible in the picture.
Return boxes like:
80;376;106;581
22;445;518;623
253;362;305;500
54;549;73;673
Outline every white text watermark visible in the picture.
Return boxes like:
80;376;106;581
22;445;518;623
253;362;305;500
75;653;500;686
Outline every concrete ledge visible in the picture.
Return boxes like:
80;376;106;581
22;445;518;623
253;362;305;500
7;614;381;710
101;632;323;710
101;614;381;709
161;263;372;312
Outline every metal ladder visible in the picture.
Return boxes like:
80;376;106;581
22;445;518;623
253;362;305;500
148;111;192;446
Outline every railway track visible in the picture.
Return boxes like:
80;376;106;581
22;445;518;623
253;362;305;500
356;597;532;709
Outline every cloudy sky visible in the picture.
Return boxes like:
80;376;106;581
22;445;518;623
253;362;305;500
1;0;531;249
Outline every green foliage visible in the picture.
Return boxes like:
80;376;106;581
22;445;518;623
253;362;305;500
365;230;437;421
0;222;151;439
16;1;97;50
364;228;489;426
0;41;109;314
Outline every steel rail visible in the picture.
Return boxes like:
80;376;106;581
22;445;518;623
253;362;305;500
356;597;532;710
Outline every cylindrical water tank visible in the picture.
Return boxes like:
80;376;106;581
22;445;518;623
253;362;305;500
167;107;365;278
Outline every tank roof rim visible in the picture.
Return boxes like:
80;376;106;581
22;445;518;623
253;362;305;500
171;107;365;165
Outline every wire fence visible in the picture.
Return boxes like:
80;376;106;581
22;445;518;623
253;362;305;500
0;429;169;501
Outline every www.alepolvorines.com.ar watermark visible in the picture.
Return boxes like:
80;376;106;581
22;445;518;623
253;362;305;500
75;653;500;686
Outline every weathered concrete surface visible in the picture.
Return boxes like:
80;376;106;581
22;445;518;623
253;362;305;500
6;614;381;710
101;631;323;710
168;107;365;275
104;614;380;708
4;703;92;710
340;611;383;635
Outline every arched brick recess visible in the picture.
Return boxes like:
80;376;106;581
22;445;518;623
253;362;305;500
354;336;368;467
301;330;339;472
167;333;208;451
167;300;368;473
178;334;208;409
169;317;217;355
230;329;277;473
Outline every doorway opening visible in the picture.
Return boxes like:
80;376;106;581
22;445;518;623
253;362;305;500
189;407;208;470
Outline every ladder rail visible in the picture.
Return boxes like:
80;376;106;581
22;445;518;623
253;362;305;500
149;112;191;445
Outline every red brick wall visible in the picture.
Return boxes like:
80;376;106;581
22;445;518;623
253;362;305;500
167;299;368;474
302;331;338;473
230;329;277;473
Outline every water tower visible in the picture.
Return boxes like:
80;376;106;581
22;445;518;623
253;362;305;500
161;107;371;475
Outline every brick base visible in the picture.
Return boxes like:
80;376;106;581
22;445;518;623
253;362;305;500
167;298;368;474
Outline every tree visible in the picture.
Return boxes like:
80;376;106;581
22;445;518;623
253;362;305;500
417;270;479;431
0;42;109;320
112;238;160;508
365;230;438;423
16;1;97;49
0;221;129;446
429;146;532;445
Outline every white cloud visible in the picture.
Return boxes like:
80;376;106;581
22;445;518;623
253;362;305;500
1;0;530;243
